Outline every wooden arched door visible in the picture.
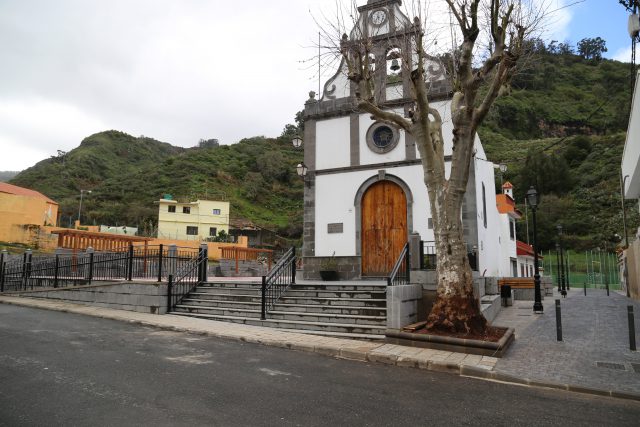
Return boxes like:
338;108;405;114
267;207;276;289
361;180;408;276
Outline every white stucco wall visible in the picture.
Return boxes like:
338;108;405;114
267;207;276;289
314;164;432;257
622;71;640;198
473;155;505;277
316;117;351;170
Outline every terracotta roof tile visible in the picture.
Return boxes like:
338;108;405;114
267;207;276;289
0;182;58;205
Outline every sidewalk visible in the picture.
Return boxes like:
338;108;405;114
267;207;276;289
1;288;639;401
493;288;640;398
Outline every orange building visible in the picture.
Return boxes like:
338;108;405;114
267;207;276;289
0;182;59;246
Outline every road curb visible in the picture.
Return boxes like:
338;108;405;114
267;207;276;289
2;296;639;402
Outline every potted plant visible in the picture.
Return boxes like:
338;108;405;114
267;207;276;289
319;252;339;281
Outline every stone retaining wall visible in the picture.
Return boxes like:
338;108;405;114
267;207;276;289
11;281;168;314
302;256;361;280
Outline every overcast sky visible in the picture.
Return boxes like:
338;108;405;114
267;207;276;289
0;0;635;171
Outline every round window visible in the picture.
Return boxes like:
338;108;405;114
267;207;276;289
366;122;399;154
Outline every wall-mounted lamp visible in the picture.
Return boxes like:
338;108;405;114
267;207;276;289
292;136;303;149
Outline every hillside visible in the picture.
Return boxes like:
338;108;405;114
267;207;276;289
8;48;638;250
478;46;638;251
0;171;19;182
10;131;304;237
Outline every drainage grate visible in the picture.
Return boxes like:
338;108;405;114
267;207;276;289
631;363;640;374
596;361;627;371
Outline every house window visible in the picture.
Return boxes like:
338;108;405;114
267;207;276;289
183;206;191;214
509;219;515;240
427;218;433;229
482;183;487;229
209;227;217;237
168;205;176;213
186;226;198;235
521;264;525;277
212;209;221;215
510;259;517;277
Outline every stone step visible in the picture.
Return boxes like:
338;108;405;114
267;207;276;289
280;289;386;299
189;292;262;302
277;296;386;307
170;311;386;336
273;302;386;316
481;294;502;324
181;298;386;316
275;328;385;340
289;283;387;292
200;281;261;290
174;304;386;325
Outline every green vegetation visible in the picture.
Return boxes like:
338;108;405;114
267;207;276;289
8;43;638;250
0;171;19;182
10;131;304;237
479;42;639;251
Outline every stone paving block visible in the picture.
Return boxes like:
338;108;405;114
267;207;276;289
366;350;398;365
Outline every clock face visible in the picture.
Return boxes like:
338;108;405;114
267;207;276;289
370;9;387;25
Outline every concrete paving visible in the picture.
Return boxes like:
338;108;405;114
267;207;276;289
493;288;640;399
1;286;639;402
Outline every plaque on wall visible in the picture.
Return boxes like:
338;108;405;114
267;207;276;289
327;223;344;234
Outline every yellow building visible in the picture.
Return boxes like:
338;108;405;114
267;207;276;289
0;182;59;245
156;196;230;241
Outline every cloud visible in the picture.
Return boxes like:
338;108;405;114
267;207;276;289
611;44;639;63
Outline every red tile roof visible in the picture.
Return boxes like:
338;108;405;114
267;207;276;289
0;182;58;205
517;240;543;259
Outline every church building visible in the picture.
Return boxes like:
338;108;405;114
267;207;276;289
301;0;510;280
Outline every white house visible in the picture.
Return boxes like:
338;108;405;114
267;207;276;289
495;182;521;277
621;69;640;298
301;0;511;280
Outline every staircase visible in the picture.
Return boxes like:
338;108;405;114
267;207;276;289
171;280;387;340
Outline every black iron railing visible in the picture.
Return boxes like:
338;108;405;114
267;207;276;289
261;247;296;319
166;246;208;312
0;244;200;292
420;241;437;270
388;242;410;287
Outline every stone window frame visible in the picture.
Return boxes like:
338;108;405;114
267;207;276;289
183;206;191;214
186;226;198;235
167;205;176;213
365;121;400;154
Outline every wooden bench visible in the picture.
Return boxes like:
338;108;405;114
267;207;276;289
498;278;535;289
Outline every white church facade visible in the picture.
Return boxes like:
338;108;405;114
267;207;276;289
301;0;514;280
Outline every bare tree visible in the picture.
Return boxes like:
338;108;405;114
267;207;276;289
320;0;547;334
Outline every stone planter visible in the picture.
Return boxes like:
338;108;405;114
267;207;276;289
319;270;339;281
385;327;515;358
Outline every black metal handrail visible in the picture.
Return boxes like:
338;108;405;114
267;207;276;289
0;244;201;292
166;246;208;312
261;247;296;319
388;242;410;286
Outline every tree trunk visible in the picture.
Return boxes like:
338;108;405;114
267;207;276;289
425;203;487;335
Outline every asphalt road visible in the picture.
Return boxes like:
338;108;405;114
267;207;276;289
0;305;639;427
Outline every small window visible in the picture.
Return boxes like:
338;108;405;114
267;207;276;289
212;209;221;215
168;205;176;213
482;183;487;229
186;226;198;235
427;218;433;229
183;206;191;214
209;227;217;237
509;219;515;240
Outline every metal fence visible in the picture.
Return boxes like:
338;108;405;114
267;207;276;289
261;247;296;319
167;247;208;312
0;245;200;292
388;242;410;286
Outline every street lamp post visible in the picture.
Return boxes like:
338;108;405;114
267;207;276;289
78;189;92;225
557;225;567;297
556;243;562;292
526;186;543;313
621;172;631;298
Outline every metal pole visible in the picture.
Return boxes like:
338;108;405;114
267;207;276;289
127;243;133;281
157;244;163;282
167;275;173;313
558;230;566;296
0;250;5;292
583;282;586;296
555;299;563;341
78;190;84;224
565;250;570;290
556;244;561;292
532;207;543;313
261;276;267;320
54;254;59;288
292;246;297;284
628;305;637;351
